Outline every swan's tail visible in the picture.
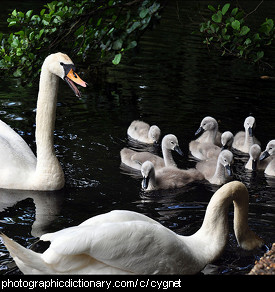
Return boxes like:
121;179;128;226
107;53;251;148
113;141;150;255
1;234;51;274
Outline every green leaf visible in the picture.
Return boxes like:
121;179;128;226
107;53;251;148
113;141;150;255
231;20;240;30
208;5;216;12
13;68;22;77
212;11;222;23
240;26;250;36
257;51;264;59
11;9;17;17
26;10;33;18
112;53;121;65
221;3;230;15
231;8;238;16
139;8;149;19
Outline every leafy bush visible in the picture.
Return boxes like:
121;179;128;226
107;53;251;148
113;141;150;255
0;0;161;83
198;3;274;66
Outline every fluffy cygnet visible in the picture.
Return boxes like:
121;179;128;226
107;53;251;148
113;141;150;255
196;150;233;185
259;140;275;176
141;161;204;191
127;120;161;144
120;134;183;171
190;131;233;161
232;116;260;153
189;116;222;160
245;144;269;171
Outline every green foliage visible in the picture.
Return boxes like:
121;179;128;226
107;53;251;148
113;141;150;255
198;3;275;66
0;0;161;83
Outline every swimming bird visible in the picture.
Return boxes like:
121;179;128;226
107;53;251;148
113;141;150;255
0;53;87;191
190;131;233;161
120;134;183;171
189;116;222;159
1;181;263;274
245;144;269;171
259;140;275;176
127;120;161;144
232;116;260;153
196;150;233;185
140;161;204;191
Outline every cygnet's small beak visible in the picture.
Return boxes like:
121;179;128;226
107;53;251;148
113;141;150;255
174;145;183;156
248;127;253;137
225;164;232;176
142;176;150;190
252;160;258;171
195;126;204;136
260;151;270;161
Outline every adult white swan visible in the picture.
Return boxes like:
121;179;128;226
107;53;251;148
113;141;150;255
0;53;87;191
1;181;263;274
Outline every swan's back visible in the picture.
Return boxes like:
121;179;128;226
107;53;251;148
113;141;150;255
120;148;165;170
155;167;204;189
127;120;161;144
0;120;37;188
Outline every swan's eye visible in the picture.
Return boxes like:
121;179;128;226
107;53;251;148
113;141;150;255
171;141;174;145
60;62;64;66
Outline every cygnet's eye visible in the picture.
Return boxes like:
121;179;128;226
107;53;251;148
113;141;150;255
170;141;174;145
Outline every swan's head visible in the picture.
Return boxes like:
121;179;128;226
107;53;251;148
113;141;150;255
249;144;261;170
260;139;275;161
148;125;161;144
42;52;87;97
195;116;218;136
141;161;154;190
218;150;233;176
162;134;183;155
244;116;256;137
221;131;234;150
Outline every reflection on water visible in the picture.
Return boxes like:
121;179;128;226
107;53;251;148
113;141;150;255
0;0;275;274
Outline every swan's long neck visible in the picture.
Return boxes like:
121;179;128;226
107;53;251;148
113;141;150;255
34;67;64;190
198;129;217;144
179;182;263;270
244;129;254;150
148;168;157;190
162;146;176;167
211;160;226;184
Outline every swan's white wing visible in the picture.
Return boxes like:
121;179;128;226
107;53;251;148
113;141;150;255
79;210;160;226
41;219;184;274
0;120;36;169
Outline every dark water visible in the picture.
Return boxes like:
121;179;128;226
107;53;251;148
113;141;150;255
0;1;275;275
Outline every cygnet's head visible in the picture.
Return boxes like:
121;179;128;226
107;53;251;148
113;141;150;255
218;150;233;176
221;131;234;150
244;116;256;137
249;144;261;170
260;139;275;161
141;161;154;190
42;52;87;97
249;144;261;160
162;134;183;155
148;125;161;144
195;116;218;136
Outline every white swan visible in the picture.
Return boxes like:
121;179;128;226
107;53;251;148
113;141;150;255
120;134;183;171
196;150;233;185
0;53;87;191
259;140;275;176
1;181;263;274
189;116;222;159
140;161;204;191
127;120;161;144
232;116;260;153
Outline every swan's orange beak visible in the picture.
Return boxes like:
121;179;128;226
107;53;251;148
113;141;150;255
64;69;87;97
